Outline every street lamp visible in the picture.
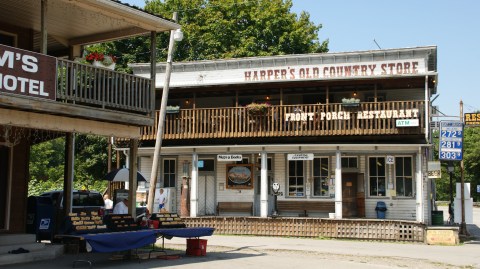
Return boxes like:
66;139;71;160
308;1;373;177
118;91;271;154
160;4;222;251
147;12;183;214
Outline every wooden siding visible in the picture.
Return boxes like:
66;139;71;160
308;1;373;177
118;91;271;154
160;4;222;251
142;101;425;140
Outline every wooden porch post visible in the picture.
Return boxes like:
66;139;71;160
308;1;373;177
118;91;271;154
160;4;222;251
128;139;138;217
260;150;268;217
63;133;74;214
190;151;198;217
415;147;424;222
334;150;342;219
40;0;48;54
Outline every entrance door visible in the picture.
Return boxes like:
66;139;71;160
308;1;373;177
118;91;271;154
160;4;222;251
342;173;357;217
198;173;216;216
0;146;9;230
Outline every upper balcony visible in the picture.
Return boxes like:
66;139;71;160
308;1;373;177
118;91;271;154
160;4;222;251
142;100;426;145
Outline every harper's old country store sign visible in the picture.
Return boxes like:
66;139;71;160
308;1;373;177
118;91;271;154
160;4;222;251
0;44;57;100
160;58;427;87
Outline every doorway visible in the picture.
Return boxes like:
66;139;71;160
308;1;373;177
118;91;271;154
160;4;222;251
342;173;358;217
198;173;216;216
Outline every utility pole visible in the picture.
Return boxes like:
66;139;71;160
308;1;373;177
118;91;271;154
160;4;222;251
459;100;469;236
147;12;181;213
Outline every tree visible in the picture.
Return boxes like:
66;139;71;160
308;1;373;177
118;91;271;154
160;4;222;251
29;135;109;196
107;0;328;71
463;126;480;201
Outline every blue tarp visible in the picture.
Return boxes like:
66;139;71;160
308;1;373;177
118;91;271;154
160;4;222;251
81;227;214;253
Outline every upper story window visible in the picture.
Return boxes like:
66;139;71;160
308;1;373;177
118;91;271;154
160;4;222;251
341;157;358;169
313;157;329;197
288;160;304;197
369;157;386;197
163;159;176;187
395;156;413;197
198;159;215;172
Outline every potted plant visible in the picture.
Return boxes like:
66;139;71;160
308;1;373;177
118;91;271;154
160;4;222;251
246;102;271;116
85;52;116;70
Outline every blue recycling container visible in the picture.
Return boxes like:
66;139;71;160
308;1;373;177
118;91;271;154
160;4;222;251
375;201;387;219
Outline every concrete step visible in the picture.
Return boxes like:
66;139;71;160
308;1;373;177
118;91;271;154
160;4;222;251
0;244;64;266
0;234;36;246
0;242;46;254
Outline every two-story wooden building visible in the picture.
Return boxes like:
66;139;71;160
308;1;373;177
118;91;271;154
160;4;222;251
0;0;179;250
130;46;437;224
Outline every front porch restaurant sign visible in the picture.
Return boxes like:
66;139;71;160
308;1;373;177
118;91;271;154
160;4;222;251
217;154;243;162
0;44;57;100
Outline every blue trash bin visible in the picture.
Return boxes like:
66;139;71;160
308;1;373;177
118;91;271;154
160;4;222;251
375;201;387;219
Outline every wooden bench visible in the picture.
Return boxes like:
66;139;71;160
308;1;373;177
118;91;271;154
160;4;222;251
277;200;335;217
217;202;253;216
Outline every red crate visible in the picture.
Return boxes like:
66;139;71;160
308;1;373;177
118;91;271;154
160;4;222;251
186;239;207;256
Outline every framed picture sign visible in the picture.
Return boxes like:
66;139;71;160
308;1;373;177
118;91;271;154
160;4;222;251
226;164;254;189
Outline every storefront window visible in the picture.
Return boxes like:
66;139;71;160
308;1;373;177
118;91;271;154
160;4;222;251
369;157;386;196
395;156;413;197
288;160;304;197
313;157;329;197
163;159;176;187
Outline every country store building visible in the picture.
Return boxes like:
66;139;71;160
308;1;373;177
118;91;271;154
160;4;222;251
130;46;438;226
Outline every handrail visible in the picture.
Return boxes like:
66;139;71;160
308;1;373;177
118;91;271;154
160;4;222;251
142;101;426;140
56;59;153;114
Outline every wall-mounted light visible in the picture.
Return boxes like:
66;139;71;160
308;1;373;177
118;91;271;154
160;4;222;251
185;99;190;105
353;91;357;97
173;29;184;42
266;95;270;100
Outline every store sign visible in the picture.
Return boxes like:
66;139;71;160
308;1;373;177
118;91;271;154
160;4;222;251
287;153;314;161
158;58;427;88
0;44;57;100
217;154;243;162
396;119;419;127
465;113;480;126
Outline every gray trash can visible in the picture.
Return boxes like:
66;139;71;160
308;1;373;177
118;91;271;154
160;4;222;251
375;201;387;219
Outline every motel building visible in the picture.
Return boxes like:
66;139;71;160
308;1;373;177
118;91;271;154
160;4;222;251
0;0;178;264
130;46;438;224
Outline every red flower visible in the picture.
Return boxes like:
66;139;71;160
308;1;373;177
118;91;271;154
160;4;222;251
85;52;105;63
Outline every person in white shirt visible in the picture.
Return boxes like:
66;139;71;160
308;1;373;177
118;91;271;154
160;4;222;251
113;198;128;214
158;188;167;211
103;194;113;210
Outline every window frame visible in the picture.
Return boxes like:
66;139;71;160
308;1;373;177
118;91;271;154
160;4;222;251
394;156;414;198
162;158;176;188
312;157;329;197
368;156;386;197
287;159;305;197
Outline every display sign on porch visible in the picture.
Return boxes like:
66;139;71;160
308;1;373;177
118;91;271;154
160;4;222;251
226;164;253;189
287;153;314;160
0;44;57;100
428;161;441;179
217;154;243;162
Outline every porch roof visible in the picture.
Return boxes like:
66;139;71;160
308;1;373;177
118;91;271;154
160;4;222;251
0;0;180;54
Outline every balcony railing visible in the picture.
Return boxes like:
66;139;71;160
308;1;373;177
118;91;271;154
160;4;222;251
56;59;153;114
142;101;426;140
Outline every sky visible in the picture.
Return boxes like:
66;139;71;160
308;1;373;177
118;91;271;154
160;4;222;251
123;0;479;119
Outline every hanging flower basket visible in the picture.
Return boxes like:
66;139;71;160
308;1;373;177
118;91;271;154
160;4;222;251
85;52;116;70
246;102;271;116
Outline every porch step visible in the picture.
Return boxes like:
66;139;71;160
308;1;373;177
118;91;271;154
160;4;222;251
0;234;64;266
